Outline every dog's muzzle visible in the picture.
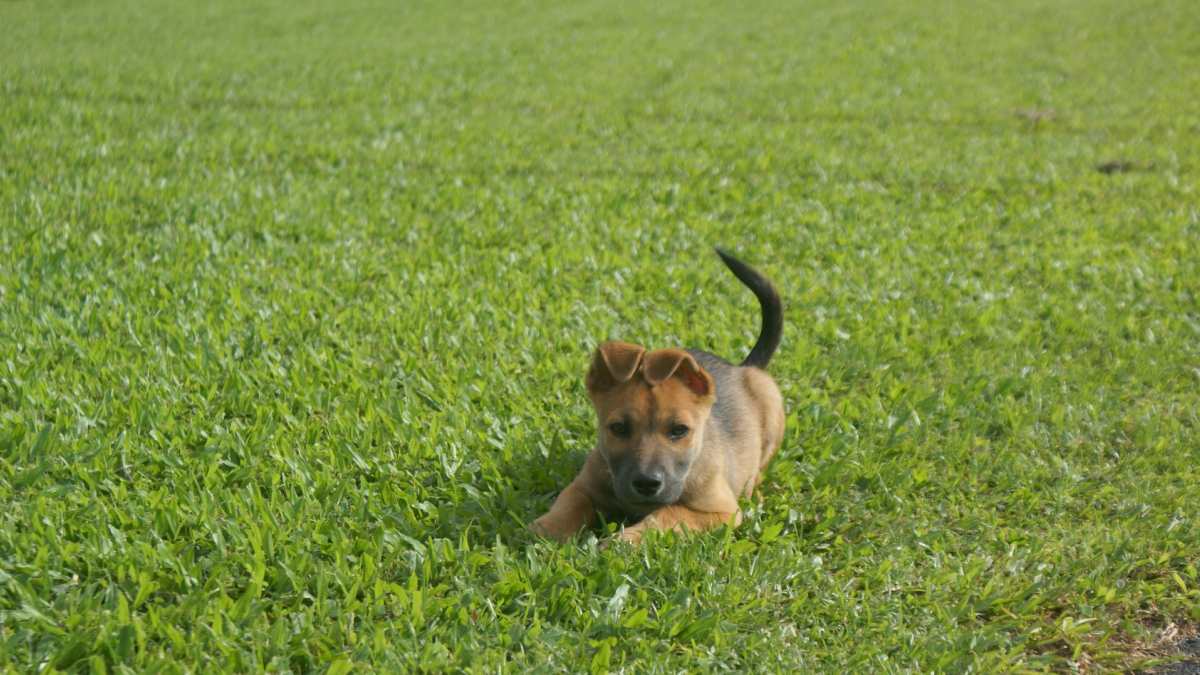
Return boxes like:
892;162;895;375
630;471;664;498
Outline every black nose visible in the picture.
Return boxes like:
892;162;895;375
631;472;663;497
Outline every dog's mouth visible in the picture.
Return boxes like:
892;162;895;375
620;496;672;513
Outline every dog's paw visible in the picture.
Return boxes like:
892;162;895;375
528;518;556;540
600;526;644;551
529;516;576;543
620;528;645;544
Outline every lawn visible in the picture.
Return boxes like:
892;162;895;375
1;0;1198;671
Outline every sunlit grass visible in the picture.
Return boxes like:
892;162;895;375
1;0;1198;671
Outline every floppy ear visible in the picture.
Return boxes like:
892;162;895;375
586;342;646;394
641;349;715;400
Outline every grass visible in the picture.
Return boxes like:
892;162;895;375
1;0;1199;671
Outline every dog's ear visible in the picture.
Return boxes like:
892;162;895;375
586;342;646;394
641;349;715;400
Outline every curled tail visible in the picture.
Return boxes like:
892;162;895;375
714;247;784;370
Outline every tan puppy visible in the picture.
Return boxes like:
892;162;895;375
532;249;786;545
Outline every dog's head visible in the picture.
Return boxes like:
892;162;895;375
585;342;716;510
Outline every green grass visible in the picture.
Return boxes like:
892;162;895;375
2;0;1199;671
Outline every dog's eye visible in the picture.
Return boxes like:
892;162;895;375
668;424;690;440
609;422;630;438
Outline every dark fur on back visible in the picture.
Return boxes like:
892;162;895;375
687;349;738;432
688;349;758;494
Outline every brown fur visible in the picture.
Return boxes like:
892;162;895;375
531;251;786;546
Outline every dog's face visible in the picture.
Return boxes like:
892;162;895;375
585;343;716;511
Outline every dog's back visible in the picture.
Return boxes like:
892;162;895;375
688;349;785;499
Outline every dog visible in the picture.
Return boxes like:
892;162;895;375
531;248;785;545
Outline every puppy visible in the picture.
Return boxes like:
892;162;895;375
532;248;785;545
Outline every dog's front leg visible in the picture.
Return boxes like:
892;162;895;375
530;482;597;542
617;505;742;545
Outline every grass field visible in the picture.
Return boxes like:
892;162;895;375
2;0;1199;671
